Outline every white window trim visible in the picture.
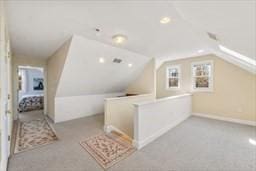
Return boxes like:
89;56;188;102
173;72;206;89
191;60;214;92
166;65;181;90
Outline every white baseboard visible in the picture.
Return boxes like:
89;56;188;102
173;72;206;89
133;113;190;150
104;124;113;133
193;113;256;126
104;125;132;140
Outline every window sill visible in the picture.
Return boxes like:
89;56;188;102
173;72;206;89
166;87;181;91
191;88;213;93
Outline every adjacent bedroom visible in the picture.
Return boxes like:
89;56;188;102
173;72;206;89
17;66;44;120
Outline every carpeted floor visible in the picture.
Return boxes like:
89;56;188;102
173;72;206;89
80;133;135;169
18;110;45;122
8;114;256;171
14;118;58;154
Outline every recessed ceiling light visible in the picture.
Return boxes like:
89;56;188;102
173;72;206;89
197;49;204;53
128;63;133;67
249;138;256;146
99;57;105;63
160;17;171;24
112;34;127;44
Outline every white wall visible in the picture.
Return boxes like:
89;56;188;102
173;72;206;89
18;68;44;100
54;92;124;123
56;35;151;97
47;35;151;122
133;94;192;149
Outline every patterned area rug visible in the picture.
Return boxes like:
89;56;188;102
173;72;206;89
14;118;58;154
80;133;135;169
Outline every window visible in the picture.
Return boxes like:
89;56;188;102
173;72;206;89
166;65;181;89
191;61;213;91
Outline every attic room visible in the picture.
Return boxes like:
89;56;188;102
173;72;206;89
0;1;255;171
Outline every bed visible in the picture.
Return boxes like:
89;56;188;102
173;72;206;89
18;95;44;112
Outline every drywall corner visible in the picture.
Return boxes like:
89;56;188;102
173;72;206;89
126;58;156;96
47;38;72;121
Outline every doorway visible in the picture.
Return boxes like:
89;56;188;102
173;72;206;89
17;66;45;121
13;65;57;154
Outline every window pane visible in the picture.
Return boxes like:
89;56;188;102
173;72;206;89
169;78;179;87
202;64;210;76
193;64;210;76
18;76;22;91
193;65;201;76
195;77;209;88
169;68;179;77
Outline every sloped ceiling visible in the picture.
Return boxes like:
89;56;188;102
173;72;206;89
5;1;208;59
173;1;256;60
5;1;255;65
56;35;150;97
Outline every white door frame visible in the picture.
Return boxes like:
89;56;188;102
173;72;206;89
13;62;47;120
16;66;45;119
6;41;12;156
0;33;9;171
0;2;11;170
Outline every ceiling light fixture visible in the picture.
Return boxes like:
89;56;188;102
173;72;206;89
249;138;256;146
112;34;127;44
219;45;256;66
160;17;171;24
128;63;133;67
99;57;105;63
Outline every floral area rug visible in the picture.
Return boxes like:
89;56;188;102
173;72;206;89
80;133;135;169
14;118;58;154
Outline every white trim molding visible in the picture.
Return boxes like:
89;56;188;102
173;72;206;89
104;125;133;141
166;65;181;90
134;94;192;150
133;114;190;149
191;60;214;92
193;113;256;126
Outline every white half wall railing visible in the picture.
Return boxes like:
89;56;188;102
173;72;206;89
104;94;155;139
133;94;192;149
54;92;124;123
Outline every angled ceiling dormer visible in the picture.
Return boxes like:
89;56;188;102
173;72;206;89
55;35;150;97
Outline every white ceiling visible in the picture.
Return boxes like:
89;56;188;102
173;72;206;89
5;1;256;62
173;1;256;60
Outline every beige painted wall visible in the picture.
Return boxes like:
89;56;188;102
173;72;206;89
104;94;155;138
47;39;70;121
12;56;47;119
126;58;156;96
157;54;256;122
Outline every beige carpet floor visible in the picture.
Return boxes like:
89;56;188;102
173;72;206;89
14;118;58;154
80;133;135;169
8;114;256;171
18;110;45;122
